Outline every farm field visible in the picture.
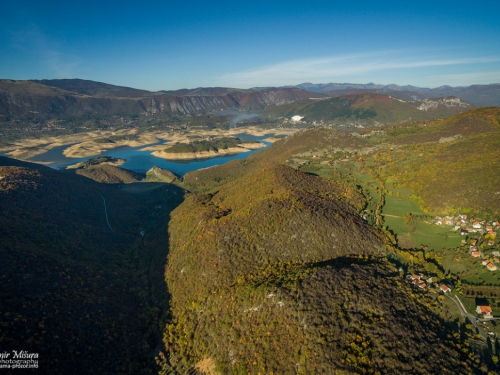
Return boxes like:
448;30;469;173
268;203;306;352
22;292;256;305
296;158;467;251
463;271;500;287
382;193;462;250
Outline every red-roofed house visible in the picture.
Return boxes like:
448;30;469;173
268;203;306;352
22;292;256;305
471;251;481;258
412;279;427;289
487;263;498;271
440;284;451;293
476;305;493;318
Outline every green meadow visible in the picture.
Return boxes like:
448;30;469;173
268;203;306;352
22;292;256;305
463;271;500;286
382;195;462;250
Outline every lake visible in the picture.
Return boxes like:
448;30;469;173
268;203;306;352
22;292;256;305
28;133;274;176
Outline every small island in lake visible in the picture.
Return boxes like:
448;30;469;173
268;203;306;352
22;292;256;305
65;156;126;169
151;137;266;160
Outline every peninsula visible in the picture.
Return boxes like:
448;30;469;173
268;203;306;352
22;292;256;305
151;137;266;160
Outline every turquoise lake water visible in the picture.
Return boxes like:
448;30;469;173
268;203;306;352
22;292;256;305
28;133;273;176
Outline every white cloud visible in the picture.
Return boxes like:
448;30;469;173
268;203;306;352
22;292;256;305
219;51;500;87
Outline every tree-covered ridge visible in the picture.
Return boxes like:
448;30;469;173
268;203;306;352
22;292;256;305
262;93;473;127
162;165;384;373
182;128;370;193
164;137;256;154
159;126;488;373
356;107;500;215
163;260;479;374
72;155;123;167
365;106;500;145
167;165;382;298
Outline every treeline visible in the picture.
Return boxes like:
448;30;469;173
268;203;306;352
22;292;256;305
73;156;121;168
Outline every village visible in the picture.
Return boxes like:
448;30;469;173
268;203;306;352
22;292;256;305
433;214;499;272
398;214;500;341
407;272;497;340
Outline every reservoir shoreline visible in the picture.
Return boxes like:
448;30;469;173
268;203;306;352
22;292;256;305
1;127;297;176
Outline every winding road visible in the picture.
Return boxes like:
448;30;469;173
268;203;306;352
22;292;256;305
99;193;115;232
447;294;491;343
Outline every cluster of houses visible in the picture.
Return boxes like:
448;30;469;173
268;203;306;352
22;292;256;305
434;214;498;238
432;215;500;271
469;239;499;271
408;273;451;294
407;274;496;319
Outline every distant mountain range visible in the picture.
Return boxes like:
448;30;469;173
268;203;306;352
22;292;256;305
0;79;324;120
295;82;500;107
0;79;497;129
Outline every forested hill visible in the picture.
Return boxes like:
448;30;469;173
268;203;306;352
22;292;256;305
182;127;371;192
159;128;484;374
262;93;473;126
0;158;181;374
356;106;500;215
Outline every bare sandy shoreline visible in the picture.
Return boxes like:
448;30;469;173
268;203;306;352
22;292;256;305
151;142;266;160
0;126;297;162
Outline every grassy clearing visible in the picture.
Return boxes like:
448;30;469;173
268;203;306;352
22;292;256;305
442;248;479;275
382;195;425;216
352;172;373;183
387;187;412;196
298;161;334;177
457;296;479;315
382;195;462;250
441;296;465;322
463;270;500;286
412;224;462;250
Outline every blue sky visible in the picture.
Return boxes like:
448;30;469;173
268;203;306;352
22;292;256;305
1;0;499;90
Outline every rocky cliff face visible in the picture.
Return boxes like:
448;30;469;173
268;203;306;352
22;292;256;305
416;97;471;112
0;79;323;120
